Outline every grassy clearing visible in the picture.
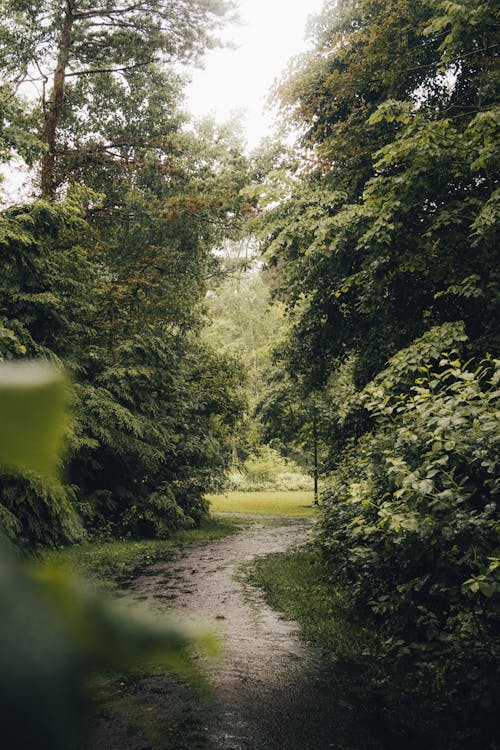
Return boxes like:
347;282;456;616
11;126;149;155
44;517;241;581
246;547;370;661
208;490;317;517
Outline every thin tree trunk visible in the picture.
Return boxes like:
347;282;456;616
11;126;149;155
41;1;74;197
313;410;319;505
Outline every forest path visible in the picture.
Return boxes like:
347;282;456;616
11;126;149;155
92;518;381;750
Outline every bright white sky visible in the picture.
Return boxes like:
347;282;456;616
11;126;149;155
186;0;325;150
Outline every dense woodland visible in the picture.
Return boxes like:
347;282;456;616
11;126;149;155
0;0;252;546
250;2;499;744
0;0;499;748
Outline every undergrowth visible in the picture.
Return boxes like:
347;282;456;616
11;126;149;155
246;547;369;661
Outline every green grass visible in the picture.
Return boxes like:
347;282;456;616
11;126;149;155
44;517;241;581
208;490;317;517
246;548;370;660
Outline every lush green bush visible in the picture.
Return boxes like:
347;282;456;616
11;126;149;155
0;192;245;547
0;472;83;548
227;446;311;492
319;327;499;746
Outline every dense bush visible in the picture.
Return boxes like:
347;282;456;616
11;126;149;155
319;326;500;746
227;446;311;492
0;188;246;547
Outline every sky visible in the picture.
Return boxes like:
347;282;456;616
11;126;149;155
185;0;326;150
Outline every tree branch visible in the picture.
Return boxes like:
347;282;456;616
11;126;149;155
65;60;154;77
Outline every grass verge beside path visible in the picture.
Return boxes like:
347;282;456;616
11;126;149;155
247;550;402;749
44;517;241;581
246;547;369;660
208;490;317;517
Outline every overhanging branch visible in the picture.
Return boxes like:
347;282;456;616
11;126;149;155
65;60;154;77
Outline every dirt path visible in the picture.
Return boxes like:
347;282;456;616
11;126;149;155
91;519;381;750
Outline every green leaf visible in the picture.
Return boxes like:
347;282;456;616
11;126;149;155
0;361;67;478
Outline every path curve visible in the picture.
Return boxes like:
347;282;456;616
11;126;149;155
122;519;381;750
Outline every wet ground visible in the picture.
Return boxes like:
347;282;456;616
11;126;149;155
88;518;382;750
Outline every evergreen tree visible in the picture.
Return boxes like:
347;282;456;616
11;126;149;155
0;0;249;545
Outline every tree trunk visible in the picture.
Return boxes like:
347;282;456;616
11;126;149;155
41;1;73;198
313;410;319;505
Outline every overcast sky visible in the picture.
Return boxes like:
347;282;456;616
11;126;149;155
186;0;325;150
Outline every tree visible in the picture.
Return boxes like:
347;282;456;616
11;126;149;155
205;268;285;399
256;367;326;501
0;192;98;545
252;0;500;743
0;0;250;545
257;0;499;389
0;0;232;196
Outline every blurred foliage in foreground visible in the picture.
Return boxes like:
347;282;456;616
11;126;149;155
0;361;217;749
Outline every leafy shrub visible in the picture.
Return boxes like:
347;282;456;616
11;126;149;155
228;446;311;491
170;477;210;525
0;472;84;548
123;484;192;539
123;477;212;539
319;330;499;747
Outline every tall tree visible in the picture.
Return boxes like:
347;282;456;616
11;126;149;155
256;0;499;387
0;0;250;545
0;0;232;196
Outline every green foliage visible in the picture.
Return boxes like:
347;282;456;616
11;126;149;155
255;0;499;389
0;0;234;197
69;333;245;539
0;82;42;166
227;446;311;492
0;472;83;548
0;177;246;547
319;332;500;745
204;269;285;395
0;0;249;548
252;1;500;743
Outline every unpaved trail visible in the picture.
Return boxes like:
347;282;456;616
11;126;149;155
91;519;382;750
